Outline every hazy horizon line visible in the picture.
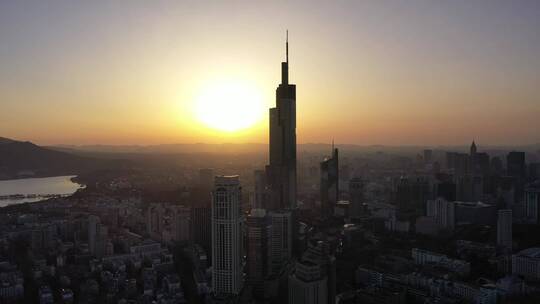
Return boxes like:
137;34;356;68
48;141;540;148
4;136;539;149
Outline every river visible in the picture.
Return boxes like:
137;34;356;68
0;175;84;207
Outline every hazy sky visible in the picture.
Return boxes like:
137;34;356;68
1;0;539;146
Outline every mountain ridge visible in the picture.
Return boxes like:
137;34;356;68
0;137;128;180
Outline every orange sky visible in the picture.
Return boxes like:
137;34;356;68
1;1;539;146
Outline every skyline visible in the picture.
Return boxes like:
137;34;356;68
3;2;540;303
1;1;540;146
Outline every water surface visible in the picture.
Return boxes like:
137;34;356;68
0;176;83;207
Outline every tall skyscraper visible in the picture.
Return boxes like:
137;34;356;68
470;141;478;174
349;177;365;219
191;206;211;255
525;181;540;224
507;151;526;203
529;163;540;181
172;205;191;242
269;210;292;275
88;215;109;258
88;215;99;255
470;140;477;156
507;151;526;179
266;32;297;210
497;209;512;250
147;204;165;241
246;209;271;299
320;145;339;216
211;175;244;296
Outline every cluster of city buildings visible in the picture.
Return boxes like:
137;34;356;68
0;195;194;303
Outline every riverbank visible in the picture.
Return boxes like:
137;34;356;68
0;176;84;207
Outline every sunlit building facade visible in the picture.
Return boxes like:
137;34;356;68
211;175;244;296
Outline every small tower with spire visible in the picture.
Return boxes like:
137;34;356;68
332;139;338;159
470;140;477;156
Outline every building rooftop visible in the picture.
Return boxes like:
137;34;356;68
249;209;266;217
214;175;240;185
526;180;540;191
517;247;540;258
455;201;491;208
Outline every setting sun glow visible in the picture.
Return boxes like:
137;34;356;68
194;81;265;132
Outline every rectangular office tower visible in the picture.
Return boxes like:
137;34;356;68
266;33;297;210
211;175;244;296
246;209;271;299
320;146;339;216
269;210;293;274
497;209;512;250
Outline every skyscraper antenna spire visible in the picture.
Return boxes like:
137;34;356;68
286;30;289;63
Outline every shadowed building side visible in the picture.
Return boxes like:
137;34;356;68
320;145;339;217
266;31;297;210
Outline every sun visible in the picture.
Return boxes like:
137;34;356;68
194;80;265;132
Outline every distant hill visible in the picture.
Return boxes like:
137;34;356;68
0;137;16;144
0;137;127;180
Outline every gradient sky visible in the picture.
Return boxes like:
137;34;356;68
1;0;539;146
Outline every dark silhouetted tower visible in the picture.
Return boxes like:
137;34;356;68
266;32;297;210
507;151;526;179
246;209;271;299
507;151;526;202
191;206;211;256
320;144;339;216
349;177;365;219
470;141;477;156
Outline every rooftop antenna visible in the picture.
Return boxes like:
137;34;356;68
281;30;290;85
286;30;289;63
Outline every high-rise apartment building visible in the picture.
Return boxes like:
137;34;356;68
88;215;99;255
191;206;211;254
268;210;292;275
525;181;540;224
246;209;271;299
426;198;456;231
211;175;244;296
172;205;191;242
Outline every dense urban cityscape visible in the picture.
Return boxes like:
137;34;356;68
1;35;540;304
2;2;540;304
